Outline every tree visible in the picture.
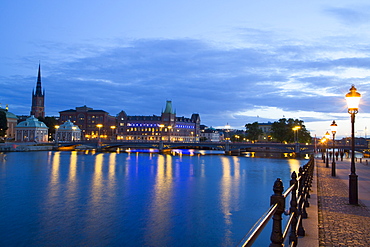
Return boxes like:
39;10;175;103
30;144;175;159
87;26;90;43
270;118;311;143
245;122;263;142
0;111;8;137
231;133;245;142
38;116;58;140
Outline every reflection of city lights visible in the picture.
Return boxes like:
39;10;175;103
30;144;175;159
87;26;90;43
146;154;173;244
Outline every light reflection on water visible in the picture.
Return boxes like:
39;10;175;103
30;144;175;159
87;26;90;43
0;151;307;247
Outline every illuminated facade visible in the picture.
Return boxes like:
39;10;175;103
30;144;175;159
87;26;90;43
117;101;200;142
59;105;116;140
0;105;18;139
15;115;48;142
55;120;82;141
258;122;273;141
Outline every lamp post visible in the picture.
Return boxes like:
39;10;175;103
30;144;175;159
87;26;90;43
159;124;165;141
110;126;116;141
72;126;77;141
96;124;103;143
330;121;337;176
55;125;60;145
320;138;326;162
346;85;361;205
168;125;172;142
325;131;330;168
292;126;301;153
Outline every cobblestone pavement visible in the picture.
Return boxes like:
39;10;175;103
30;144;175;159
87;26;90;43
316;159;370;246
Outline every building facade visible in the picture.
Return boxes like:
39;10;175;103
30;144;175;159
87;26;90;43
0;105;18;140
15;115;48;142
200;127;221;142
258;122;273;141
30;64;45;118
55;120;82;142
59;105;116;140
116;101;200;142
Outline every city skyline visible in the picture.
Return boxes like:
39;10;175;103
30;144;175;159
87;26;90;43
1;1;370;138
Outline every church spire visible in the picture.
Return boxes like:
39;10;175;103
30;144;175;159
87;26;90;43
34;63;43;97
30;63;45;118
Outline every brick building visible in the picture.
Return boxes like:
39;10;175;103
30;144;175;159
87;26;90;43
59;105;116;140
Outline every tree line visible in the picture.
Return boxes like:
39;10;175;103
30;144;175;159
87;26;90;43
244;118;311;143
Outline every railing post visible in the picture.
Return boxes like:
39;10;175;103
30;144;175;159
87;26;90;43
289;171;298;245
270;178;285;247
297;167;306;236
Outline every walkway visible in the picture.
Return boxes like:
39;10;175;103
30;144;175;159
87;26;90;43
301;157;370;246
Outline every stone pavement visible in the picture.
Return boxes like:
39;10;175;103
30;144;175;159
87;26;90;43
311;157;370;246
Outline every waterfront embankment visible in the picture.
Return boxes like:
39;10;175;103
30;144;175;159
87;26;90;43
0;143;53;152
302;158;370;246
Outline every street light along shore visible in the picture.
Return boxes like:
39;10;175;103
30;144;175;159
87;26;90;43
345;85;361;205
330;120;337;177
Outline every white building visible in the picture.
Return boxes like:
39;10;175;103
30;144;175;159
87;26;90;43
200;128;221;142
15;115;49;142
56;120;81;142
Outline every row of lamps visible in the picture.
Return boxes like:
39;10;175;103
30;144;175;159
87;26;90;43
325;85;360;205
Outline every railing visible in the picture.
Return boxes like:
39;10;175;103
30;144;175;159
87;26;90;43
237;156;315;247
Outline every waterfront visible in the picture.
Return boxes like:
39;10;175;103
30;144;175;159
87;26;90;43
0;151;307;246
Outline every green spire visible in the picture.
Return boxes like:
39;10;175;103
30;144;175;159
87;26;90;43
163;100;174;114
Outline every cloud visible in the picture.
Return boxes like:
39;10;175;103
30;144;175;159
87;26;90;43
324;6;370;26
2;32;370;137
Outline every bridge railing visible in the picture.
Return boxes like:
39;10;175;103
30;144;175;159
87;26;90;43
237;156;314;247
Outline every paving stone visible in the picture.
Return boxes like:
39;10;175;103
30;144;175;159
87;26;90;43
316;159;370;246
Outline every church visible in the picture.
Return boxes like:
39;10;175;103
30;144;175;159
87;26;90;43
30;63;45;118
14;64;48;142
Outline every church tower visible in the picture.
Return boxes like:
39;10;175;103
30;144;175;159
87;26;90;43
30;63;45;118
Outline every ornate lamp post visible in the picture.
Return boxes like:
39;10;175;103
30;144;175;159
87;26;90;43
346;85;361;204
330;121;337;176
325;131;330;168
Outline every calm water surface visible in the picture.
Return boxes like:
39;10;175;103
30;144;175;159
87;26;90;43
0;151;306;246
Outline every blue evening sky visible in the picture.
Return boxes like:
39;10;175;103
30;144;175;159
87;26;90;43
1;0;370;138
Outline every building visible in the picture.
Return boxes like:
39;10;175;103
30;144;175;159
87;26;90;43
15;115;49;142
116;100;200;142
30;64;45;118
258;122;273;141
200;127;221;142
55;120;82;142
59;105;116;140
0;104;18;140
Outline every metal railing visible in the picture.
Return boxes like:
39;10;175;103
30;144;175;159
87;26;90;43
237;156;314;247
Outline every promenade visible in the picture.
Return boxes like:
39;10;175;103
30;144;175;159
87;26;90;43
301;157;370;246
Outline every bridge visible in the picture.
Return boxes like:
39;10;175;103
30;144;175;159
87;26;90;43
55;140;370;155
56;141;316;153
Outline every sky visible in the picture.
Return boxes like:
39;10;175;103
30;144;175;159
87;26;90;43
1;0;370;139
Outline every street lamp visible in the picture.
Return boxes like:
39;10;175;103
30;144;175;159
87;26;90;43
110;126;116;141
346;85;361;205
72;126;77;141
330;121;337;176
167;125;172;142
96;124;103;142
55;125;60;145
292;126;301;153
325;131;330;168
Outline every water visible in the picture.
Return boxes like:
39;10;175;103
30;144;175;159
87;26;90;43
0;151;306;246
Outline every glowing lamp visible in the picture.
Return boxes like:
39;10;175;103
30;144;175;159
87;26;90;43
345;85;361;113
330;120;337;135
